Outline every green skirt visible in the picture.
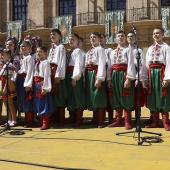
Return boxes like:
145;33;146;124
147;68;170;112
66;71;86;112
109;70;134;110
85;70;107;111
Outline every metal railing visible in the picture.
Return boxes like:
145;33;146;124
1;18;36;33
126;6;161;22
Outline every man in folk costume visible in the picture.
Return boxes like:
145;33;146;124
126;31;147;124
85;32;107;128
48;29;67;125
144;28;170;131
107;30;136;130
65;34;86;126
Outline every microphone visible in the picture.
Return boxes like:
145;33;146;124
132;26;137;35
16;40;22;52
0;44;3;53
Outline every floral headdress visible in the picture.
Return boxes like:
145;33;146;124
5;36;18;47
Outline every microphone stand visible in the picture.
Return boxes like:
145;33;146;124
116;26;162;145
0;43;32;134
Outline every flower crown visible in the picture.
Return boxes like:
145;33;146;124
32;36;43;47
5;36;18;47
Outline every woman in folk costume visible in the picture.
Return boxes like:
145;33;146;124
107;30;136;130
126;31;147;124
144;28;170;131
5;36;21;120
16;41;35;128
66;34;86;127
33;46;54;130
100;33;114;124
48;29;67;125
0;49;17;127
85;32;107;128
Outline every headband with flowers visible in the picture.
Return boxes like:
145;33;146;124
5;36;18;47
24;35;33;43
32;36;43;47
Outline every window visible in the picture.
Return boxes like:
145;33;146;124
107;0;126;11
161;0;170;6
13;0;28;20
59;0;76;15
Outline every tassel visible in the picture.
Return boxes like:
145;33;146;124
162;88;168;96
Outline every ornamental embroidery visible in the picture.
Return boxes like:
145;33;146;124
113;47;123;63
151;44;162;61
49;43;56;62
86;47;94;65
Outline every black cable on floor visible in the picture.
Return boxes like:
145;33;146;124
141;136;164;145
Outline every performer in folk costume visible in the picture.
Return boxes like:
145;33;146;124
5;36;21;120
85;32;107;128
48;29;67;125
33;46;54;130
16;41;35;128
66;34;86;126
126;31;147;124
0;49;17;127
144;28;170;131
107;30;136;130
100;33;114;124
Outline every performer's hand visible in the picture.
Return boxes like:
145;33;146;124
107;80;112;88
25;87;31;92
135;80;138;87
41;90;47;95
124;78;131;88
95;80;101;88
54;78;60;84
72;79;76;87
162;80;169;87
2;89;7;95
142;81;148;88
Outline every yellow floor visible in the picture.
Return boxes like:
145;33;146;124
0;107;170;170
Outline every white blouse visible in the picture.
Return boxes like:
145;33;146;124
146;42;170;81
85;46;106;82
48;43;66;79
34;59;51;91
107;46;136;81
18;54;35;87
68;47;85;81
124;45;147;82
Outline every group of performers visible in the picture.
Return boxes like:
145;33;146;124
0;27;170;131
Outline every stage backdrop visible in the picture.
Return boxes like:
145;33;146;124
7;20;22;41
162;7;170;37
55;15;73;44
105;10;125;44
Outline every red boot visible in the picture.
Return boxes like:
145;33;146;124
162;112;170;131
124;110;132;130
24;112;34;128
145;112;159;128
97;108;105;128
108;109;122;127
74;108;83;127
34;115;43;127
59;107;65;126
40;114;50;130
